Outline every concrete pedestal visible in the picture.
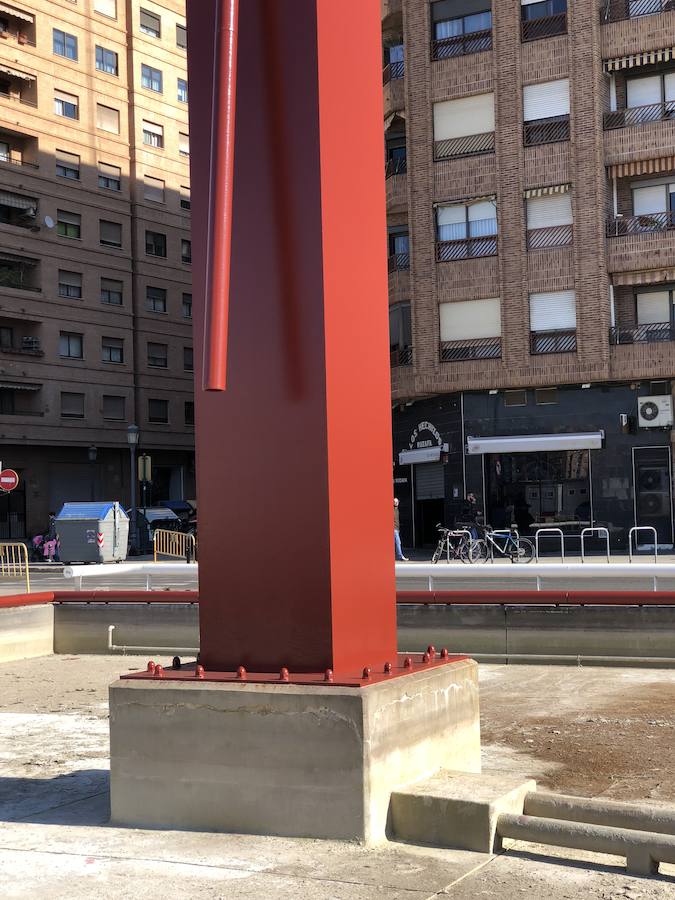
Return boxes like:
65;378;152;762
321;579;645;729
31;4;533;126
109;658;480;844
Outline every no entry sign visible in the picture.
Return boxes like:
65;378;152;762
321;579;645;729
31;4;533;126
0;469;19;492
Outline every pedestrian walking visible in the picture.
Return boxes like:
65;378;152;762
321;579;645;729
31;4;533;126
394;497;408;561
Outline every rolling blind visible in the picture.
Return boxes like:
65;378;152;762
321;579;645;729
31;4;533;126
637;290;670;325
179;132;190;154
59;270;81;287
100;220;122;244
56;149;79;166
415;462;445;500
432;0;491;20
523;79;569;121
627;75;661;108
54;89;77;104
94;0;117;17
434;93;494;140
529;290;576;332
143;120;163;136
440;298;501;341
633;185;666;215
144;176;165;202
97;104;120;133
665;72;675;103
527;192;573;229
99;162;121;178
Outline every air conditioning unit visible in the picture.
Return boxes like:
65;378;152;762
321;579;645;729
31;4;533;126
637;395;674;429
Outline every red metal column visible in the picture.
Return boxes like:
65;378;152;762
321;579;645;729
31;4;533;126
187;0;397;674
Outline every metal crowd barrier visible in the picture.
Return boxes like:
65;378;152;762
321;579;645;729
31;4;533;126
153;529;197;563
0;541;30;593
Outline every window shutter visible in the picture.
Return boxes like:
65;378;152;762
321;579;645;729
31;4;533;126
140;9;161;32
58;210;80;226
61;392;84;416
523;79;569;121
529;290;577;332
633;185;666;215
97;104;120;133
665;72;675;103
433;93;494;140
468;199;497;235
144;175;165;202
143;120;163;136
59;270;81;287
179;132;190;154
437;204;467;240
55;89;78;105
627;75;661;108
637;290;670;325
440;298;501;341
103;395;125;419
100;220;121;245
94;0;117;16
56;149;79;167
527;193;573;229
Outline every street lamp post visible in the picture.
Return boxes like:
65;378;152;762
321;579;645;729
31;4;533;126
127;425;139;553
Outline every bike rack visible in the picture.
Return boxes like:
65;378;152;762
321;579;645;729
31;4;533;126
535;527;565;563
580;527;610;563
628;526;658;564
445;529;473;563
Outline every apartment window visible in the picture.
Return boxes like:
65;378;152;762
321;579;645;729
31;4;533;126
58;270;82;299
145;230;166;257
526;188;573;249
103;395;125;420
0;327;12;349
180;185;191;210
389;303;412;367
176;23;187;49
627;72;675;110
439;298;502;360
177;78;188;103
59;331;83;358
53;29;78;61
142;120;164;148
0;388;15;414
144;175;165;203
181;239;192;264
61;392;85;418
523;79;570;146
101;277;123;305
182;293;192;318
183;346;193;371
436;199;498;260
0;141;9;163
102;336;124;363
504;390;527;407
147;342;168;367
179;132;190;157
184;400;194;426
100;220;122;248
141;63;163;93
56;149;80;180
57;210;81;239
431;3;492;60
54;90;79;119
146;285;167;313
148;398;168;423
98;161;121;191
521;0;567;42
433;93;495;159
95;45;118;76
535;387;558;405
140;9;161;38
94;0;117;18
388;229;410;269
529;290;577;353
96;103;120;134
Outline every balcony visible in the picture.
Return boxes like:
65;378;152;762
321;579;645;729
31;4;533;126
0;325;43;358
0;67;37;107
431;29;492;61
607;210;675;236
530;329;577;354
523;115;570;147
0;130;38;169
0;254;40;292
383;60;404;85
436;235;497;262
604;102;675;131
434;132;495;161
0;191;38;230
388;251;410;272
527;224;573;250
440;337;501;362
385;157;407;214
521;13;567;42
390;346;413;368
601;0;675;23
0;4;36;46
610;322;675;344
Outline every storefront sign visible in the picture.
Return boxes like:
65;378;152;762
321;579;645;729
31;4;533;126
408;421;443;450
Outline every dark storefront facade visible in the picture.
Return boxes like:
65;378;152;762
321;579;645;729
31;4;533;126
393;382;674;552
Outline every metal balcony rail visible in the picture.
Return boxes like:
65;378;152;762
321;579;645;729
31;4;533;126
604;101;675;130
0;270;40;292
0;30;36;47
609;322;675;344
385;156;407;178
0;153;37;169
531;329;577;354
430;28;492;60
527;224;573;249
434;131;495;161
521;12;568;42
601;0;675;23
387;251;410;272
383;60;404;85
607;209;675;235
0;89;37;108
390;346;413;367
523;114;570;147
440;337;502;362
436;235;498;262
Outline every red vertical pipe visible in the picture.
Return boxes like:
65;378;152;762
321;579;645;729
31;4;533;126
204;0;239;391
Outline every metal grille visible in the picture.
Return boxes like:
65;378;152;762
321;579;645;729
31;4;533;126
385;156;407;178
383;60;404;85
523;115;570;147
610;323;674;344
431;28;492;60
602;0;674;23
527;224;573;250
388;252;410;272
521;13;568;42
530;330;577;355
391;346;413;367
436;236;498;262
607;210;675;236
604;102;675;130
434;132;495;161
440;338;502;362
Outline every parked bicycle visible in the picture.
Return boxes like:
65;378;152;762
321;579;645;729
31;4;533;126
431;524;476;564
471;525;535;564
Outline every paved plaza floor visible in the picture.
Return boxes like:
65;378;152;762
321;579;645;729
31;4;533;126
0;656;674;898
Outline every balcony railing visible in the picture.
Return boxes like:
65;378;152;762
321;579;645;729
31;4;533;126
390;346;413;367
383;60;404;85
0;153;37;169
388;251;410;272
434;132;495;161
0;270;40;292
385;156;407;178
430;28;492;60
440;337;502;361
436;235;497;262
607;210;675;236
521;13;568;42
0;29;36;47
527;224;573;249
601;0;675;24
523;114;570;147
604;101;675;130
610;322;675;344
530;329;577;354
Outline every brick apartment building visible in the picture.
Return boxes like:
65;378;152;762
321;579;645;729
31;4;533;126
385;0;675;550
0;0;194;538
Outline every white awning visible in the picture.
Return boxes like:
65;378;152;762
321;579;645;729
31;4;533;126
604;47;675;73
0;64;35;81
524;183;571;199
466;432;605;455
0;381;41;391
0;4;34;23
399;447;442;465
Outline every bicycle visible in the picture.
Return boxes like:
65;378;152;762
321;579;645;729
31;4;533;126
431;524;475;564
470;525;535;564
